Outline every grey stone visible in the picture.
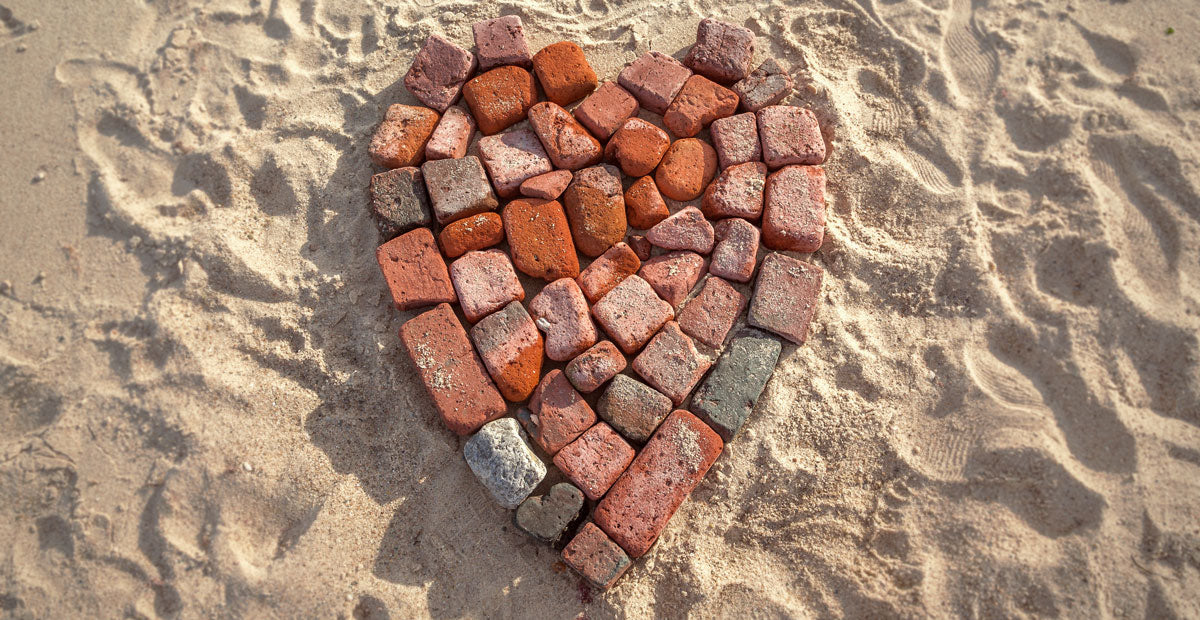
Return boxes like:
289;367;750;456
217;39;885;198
368;167;433;240
463;417;546;509
732;59;795;113
513;482;584;544
422;156;499;225
690;328;782;441
596;374;672;443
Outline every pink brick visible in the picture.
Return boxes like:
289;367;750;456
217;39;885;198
449;249;524;323
638;251;705;308
709;218;760;283
577;241;642;303
676;277;747;348
748;252;823;345
702;161;766;221
519;169;572;200
405;34;477;112
631;321;712;405
553;422;636;501
562;522;631;590
425;106;476;160
377;228;456;310
709;112;761;169
477;128;553;197
529;278;598;361
469;300;543;402
663;75;739;138
523;369;597;455
527;102;603;171
627;235;652;261
645;206;715;254
617;51;693;115
683;18;756;84
591;275;674;355
472;15;532;71
757;106;826;168
762;165;826;253
564;340;626;393
574;81;639;140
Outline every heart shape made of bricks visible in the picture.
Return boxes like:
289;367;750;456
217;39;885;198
366;15;827;591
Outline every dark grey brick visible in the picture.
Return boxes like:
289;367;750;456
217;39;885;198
513;482;584;545
369;167;433;240
690;328;782;440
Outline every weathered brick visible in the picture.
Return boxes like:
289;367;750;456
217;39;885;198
709;218;760;283
655;138;718;202
663;75;739;138
463;417;545;508
702;161;766;221
528;102;603;171
425;105;476;161
503;198;580;281
593;410;723;557
732;58;794;113
422;156;499;225
369;166;433;240
605;117;670;177
757;105;825;168
627;234;653;261
617;51;692;115
462;66;538;135
691;328;781;440
477;128;553;198
519;169;573;200
564;340;627;394
676;276;747;348
748;252;823;345
369;104;440;169
683;18;756;84
522;369;597;455
449;249;524;323
709;112;761;169
438;212;505;258
576;242;642;303
528;278;597;361
631;321;712;405
646;206;715;254
470;300;543;402
563;165;626;258
376;228;456;310
531;41;598;106
638;251;705;308
574;81;639;140
597;374;673;443
591;275;675;354
472;15;533;71
554;422;636;501
624;176;670;231
405;34;477;112
561;522;631;590
514;482;584;544
400;303;505;435
762;165;826;252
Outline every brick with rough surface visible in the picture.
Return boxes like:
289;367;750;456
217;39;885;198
663;75;739;138
532;41;597;106
655;138;718;202
369;167;433;240
425;106;476;160
449;249;524;323
638;251;705;308
709;112;761;169
762;165;825;253
757;105;826;168
577;242;642;303
564;340;626;393
464;417;545;508
502;198;580;281
631;321;712;404
369;104;440;169
521;369;597;455
702;161;766;221
574;81;639;140
405;34;477;112
617;51;692;115
748;252;823;345
422;156;499;225
605;117;670;178
554;422;636;501
646;206;715;254
376;228;456;310
470;300;543;402
733;59;794;113
591;275;674;355
528;102;604;171
473;15;533;71
563;165;626;258
597;374;673;443
691;328;782;440
676;276;747;348
514;482;583;544
528;278;597;361
562;522;631;590
709;218;760;283
462;66;538;135
519;169;573;200
438;212;505;258
624;176;670;231
477;128;553;198
683;18;756;84
627;234;653;261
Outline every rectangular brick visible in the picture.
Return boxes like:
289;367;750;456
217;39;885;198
562;522;631;590
631;321;713;405
521;369;596;455
748;252;823;345
676;276;747;348
376;228;456;311
690;328;782;440
553;422;636;501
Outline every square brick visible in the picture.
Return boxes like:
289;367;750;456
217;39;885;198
618;51;692;115
405;34;477;112
591;275;674;355
701;161;767;221
528;102;604;171
573;81;639;140
470;300;543;402
472;15;532;71
638;251;705;308
709;112;761;169
528;278;597;361
554;422;636;501
532;41;598;106
425;105;476;161
368;167;432;240
522;369;597;455
748;252;823;345
631;321;712;405
757;105;826;168
562;522;631;590
663;74;739;138
477;129;553;198
449;249;524;323
683;18;756;84
676;276;747;348
691;327;782;440
376;228;456;310
733;58;794;113
597;374;672;443
422;156;499;225
762;165;826;253
462;66;538;135
369;104;440;169
577;241;642;303
709;218;760;283
564;340;626;393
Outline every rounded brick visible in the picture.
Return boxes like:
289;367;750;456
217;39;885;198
369;166;433;240
757;105;826;168
449;249;525;323
515;482;583;545
528;102;603;171
425;105;476;161
404;34;477;112
654;138;718;202
502;198;580;281
762;165;826;253
709;218;760;283
576;241;642;303
574;81;639;140
604;118;670;178
528;278;598;361
438;211;505;258
624;176;670;230
645;206;715;254
663;75;739;138
531;41;598;106
470;301;544;402
702;161;767;221
563;165;627;258
520;169;573;200
462;66;538;135
564;340;627;394
369;104;440;169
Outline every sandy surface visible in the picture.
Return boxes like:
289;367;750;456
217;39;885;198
2;0;1199;617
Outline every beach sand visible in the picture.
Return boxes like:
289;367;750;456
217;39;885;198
1;0;1198;617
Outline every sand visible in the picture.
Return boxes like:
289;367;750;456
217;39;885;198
1;0;1199;617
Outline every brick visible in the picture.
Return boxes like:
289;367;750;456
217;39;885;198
376;228;456;310
400;303;505;435
531;41;598;106
624;176;670;231
462;66;538;135
676;276;747;348
645;206;715;254
368;166;433;240
528;102;603;171
597;375;673;443
627;235;653;261
762;165;826;252
563;165;626;258
594;410;723;557
617;51;693;115
514;482;584;544
691;328;781;440
519;169;573;200
463;417;546;508
369;104;440;169
438;212;505;258
422;156;499;225
709;112;761;169
683;18;756;84
604;118;670;178
564;340;627;393
654;138;718;202
449;249;524;323
522;369;597;455
631;321;712;405
638;251;705;308
503;198;580;281
553;422;636;501
591;275;674;354
562;522;631;590
472;15;533;71
757;105;826;168
469;300;543;402
732;58;794;113
709;218;760;283
574;81;639;140
748;252;823;345
577;241;642;303
425;105;476;161
663;75;739;138
702;161;766;220
477;128;553;198
405;34;477;112
528;278;597;361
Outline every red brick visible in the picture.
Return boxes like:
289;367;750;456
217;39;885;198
646;206;715;254
627;234;653;261
438;212;505;258
531;41;598;106
553;422;636;501
376;228;456;310
748;252;823;345
470;301;543;402
564;340;627;394
594;410;723;556
732;58;793;113
563;165;626;258
663;75;739;138
617;51;692;115
676;276;747;348
425;105;476;161
574;81;639;140
624;176;670;231
638;251;705;308
561;522;631;590
762;165;826;252
524;369;597;455
631;321;712;404
702;161;766;221
527;102;603;171
528;278;597;361
448;249;524;323
757;105;825;168
462;66;538;135
709;112;761;169
577;241;642;303
605;118;670;178
405;34;477;112
477;128;553;197
683;18;756;84
399;303;506;435
591;275;674;354
709;218;760;283
369;104;440;169
472;15;532;71
519;169;573;200
502;198;580;281
654;138;718;202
